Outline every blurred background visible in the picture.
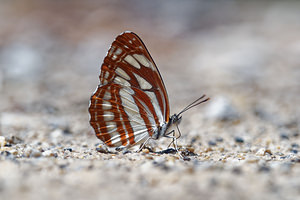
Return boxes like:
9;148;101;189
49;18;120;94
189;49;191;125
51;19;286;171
1;1;300;200
0;0;299;138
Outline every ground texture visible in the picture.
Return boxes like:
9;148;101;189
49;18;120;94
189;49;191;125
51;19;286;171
0;1;299;200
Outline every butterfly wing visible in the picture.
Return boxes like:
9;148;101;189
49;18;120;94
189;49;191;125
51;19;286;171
89;32;170;148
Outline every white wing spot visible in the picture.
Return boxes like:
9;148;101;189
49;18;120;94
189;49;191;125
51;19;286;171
102;79;108;85
124;45;129;49
134;74;152;90
145;91;164;125
103;91;111;100
104;71;109;79
133;54;150;67
124;55;141;69
112;55;117;60
129;40;133;44
114;76;131;86
108;46;115;56
116;67;130;80
106;121;117;132
102;101;112;110
110;134;121;144
120;88;139;120
122;86;135;95
115;48;122;55
103;111;114;121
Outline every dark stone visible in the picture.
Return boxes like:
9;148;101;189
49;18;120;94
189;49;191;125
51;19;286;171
232;167;242;175
293;132;299;137
157;148;176;154
59;164;68;169
1;151;11;157
235;137;244;143
181;149;197;157
4;143;12;147
96;147;109;153
291;143;299;148
122;149;131;154
63;127;72;135
280;133;289;140
63;148;73;152
291;149;298;154
208;140;217;146
258;166;271;172
183;156;191;161
216;137;224;142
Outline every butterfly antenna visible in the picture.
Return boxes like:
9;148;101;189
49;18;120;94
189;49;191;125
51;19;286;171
177;95;210;116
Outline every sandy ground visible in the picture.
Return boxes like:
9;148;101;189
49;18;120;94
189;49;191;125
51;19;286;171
0;1;299;200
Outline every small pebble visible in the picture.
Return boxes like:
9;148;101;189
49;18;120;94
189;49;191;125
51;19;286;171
64;148;73;152
24;147;32;157
42;150;57;157
96;145;109;153
82;143;88;148
258;165;271;172
186;146;195;153
204;147;213;152
256;148;272;156
206;96;240;121
31;149;42;158
142;148;150;154
183;156;191;161
291;143;299;148
1;151;11;157
6;136;23;144
158;148;176;154
246;156;259;163
63;127;72;135
122;149;131;154
235;137;244;143
208;140;217;146
232;167;242;175
290;149;298;154
9;149;18;156
145;155;153;160
0;136;6;147
4;143;12;147
280;133;289;140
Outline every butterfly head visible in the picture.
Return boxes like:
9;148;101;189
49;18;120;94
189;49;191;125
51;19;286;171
164;95;210;137
168;95;210;128
169;113;182;126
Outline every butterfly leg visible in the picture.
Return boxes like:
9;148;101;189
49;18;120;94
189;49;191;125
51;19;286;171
164;131;184;158
137;137;152;152
166;130;175;149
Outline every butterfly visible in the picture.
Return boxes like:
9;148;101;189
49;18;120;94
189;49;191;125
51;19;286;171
89;31;209;152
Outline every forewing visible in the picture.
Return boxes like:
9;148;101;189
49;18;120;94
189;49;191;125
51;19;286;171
99;32;169;122
89;32;170;148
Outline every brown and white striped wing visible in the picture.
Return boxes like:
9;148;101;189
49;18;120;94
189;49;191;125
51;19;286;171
89;32;170;148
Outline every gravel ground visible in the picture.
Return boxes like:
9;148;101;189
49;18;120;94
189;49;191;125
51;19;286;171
0;1;299;200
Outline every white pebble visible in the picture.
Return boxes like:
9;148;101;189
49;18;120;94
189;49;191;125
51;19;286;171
206;96;239;121
0;136;6;147
256;148;266;156
30;149;42;158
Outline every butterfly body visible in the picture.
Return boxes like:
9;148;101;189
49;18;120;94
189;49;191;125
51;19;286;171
89;31;208;151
